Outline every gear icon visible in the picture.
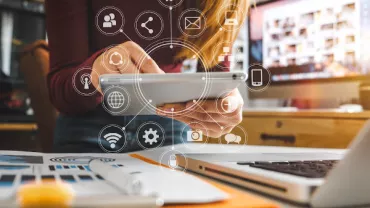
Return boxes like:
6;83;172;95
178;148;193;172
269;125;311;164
143;128;160;145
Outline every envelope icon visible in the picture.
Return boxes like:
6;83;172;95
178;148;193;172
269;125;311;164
185;17;201;30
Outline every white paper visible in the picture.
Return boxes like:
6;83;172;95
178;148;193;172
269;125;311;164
0;151;228;204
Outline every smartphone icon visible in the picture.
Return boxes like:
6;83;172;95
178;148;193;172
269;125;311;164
251;69;263;87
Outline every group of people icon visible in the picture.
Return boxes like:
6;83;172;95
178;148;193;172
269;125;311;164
103;13;117;28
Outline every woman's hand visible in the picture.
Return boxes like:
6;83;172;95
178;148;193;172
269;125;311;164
91;41;164;92
157;89;244;138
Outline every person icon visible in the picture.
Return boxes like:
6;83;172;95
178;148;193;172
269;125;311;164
109;13;116;26
103;13;116;28
103;15;112;28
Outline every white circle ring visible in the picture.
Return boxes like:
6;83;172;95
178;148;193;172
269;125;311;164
95;6;125;36
178;9;208;38
98;124;127;153
134;39;211;116
136;121;166;150
135;11;164;41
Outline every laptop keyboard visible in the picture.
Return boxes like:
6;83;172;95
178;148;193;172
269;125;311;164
237;160;339;178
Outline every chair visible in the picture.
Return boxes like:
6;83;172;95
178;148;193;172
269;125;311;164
19;40;57;152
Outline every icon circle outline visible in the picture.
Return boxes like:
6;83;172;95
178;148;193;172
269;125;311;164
180;122;209;150
136;121;166;150
247;63;272;92
135;11;164;41
156;0;185;9
218;125;248;152
95;6;125;36
134;39;211;117
177;8;208;38
72;67;99;97
102;45;130;73
98;124;127;153
102;86;131;115
159;149;188;172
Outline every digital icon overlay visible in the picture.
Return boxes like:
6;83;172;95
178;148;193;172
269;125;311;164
169;155;177;169
109;52;123;66
107;91;125;109
187;130;203;142
102;45;130;72
178;9;207;38
213;41;244;71
96;6;125;36
136;122;165;149
102;86;131;115
72;67;98;96
159;150;187;172
80;73;92;90
98;125;127;153
103;13;117;28
224;133;241;144
181;122;208;150
134;40;211;116
218;46;233;62
185;17;201;30
247;64;271;92
217;4;245;32
225;10;239;26
251;69;263;87
216;90;242;117
135;11;164;40
218;125;248;152
221;96;239;114
157;0;184;9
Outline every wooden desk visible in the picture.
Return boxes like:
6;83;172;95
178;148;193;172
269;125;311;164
0;123;37;131
0;123;39;151
238;110;370;148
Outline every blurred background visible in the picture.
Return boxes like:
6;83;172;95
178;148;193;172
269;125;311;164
0;0;369;152
0;0;45;151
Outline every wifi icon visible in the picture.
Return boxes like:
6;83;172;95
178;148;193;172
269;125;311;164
103;133;122;149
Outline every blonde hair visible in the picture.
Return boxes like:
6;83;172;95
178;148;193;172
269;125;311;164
177;0;250;69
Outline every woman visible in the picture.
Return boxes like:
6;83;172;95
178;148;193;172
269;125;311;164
45;0;248;153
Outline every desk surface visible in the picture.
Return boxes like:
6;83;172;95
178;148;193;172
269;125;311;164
244;110;370;119
0;123;37;131
136;144;344;208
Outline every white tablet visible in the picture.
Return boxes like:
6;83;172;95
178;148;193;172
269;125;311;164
99;72;247;115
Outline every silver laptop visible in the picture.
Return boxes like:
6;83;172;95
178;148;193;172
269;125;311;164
177;121;370;207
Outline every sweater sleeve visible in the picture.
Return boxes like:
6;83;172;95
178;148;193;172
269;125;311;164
45;0;103;115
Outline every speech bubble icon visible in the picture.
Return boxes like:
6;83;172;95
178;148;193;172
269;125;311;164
224;133;241;144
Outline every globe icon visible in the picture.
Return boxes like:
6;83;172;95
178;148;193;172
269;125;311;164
107;91;125;109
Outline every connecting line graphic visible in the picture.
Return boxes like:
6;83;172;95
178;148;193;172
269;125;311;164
171;108;175;150
169;7;173;48
193;100;224;130
119;29;134;42
202;76;246;81
122;100;152;130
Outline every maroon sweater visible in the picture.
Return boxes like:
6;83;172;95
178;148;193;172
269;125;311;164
45;0;228;115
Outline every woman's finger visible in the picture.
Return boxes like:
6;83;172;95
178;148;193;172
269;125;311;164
169;115;224;132
157;103;187;112
188;94;243;114
119;59;139;74
182;110;242;125
122;41;164;74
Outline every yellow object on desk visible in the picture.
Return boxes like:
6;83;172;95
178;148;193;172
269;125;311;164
17;180;74;207
14;179;161;208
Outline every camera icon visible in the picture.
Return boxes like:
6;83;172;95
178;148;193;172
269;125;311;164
187;130;203;142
